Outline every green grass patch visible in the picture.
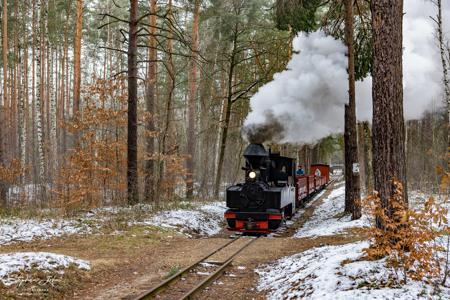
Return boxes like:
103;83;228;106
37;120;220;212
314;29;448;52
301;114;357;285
164;265;181;279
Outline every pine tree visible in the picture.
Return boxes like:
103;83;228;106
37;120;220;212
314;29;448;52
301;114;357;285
371;0;407;227
144;0;157;203
344;0;361;219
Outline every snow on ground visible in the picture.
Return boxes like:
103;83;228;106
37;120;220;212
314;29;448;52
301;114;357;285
0;252;90;286
0;201;227;245
257;241;449;300
0;218;97;246
295;184;370;238
135;202;227;237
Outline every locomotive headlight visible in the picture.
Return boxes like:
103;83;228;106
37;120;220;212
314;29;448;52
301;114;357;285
249;171;257;179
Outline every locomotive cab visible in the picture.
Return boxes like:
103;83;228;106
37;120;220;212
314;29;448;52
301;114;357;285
225;143;296;233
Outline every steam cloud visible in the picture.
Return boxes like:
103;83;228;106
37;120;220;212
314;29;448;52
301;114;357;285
244;0;449;144
243;111;286;144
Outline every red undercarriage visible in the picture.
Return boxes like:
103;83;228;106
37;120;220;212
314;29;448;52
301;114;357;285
224;212;282;233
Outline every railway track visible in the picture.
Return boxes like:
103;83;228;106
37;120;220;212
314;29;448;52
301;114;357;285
132;236;257;300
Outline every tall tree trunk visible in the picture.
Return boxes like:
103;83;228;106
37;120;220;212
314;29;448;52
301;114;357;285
434;0;450;148
0;0;8;207
73;0;83;117
371;0;407;228
186;0;200;199
127;0;139;204
144;0;157;203
362;121;373;192
35;0;46;182
61;2;70;156
198;42;219;197
157;0;175;202
31;0;37;183
2;0;8;154
357;122;366;192
49;47;57;174
344;0;361;219
23;13;29;177
214;28;237;198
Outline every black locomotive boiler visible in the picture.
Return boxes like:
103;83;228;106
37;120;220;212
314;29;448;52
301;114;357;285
224;143;297;233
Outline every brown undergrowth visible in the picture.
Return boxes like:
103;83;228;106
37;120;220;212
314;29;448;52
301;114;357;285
363;162;449;285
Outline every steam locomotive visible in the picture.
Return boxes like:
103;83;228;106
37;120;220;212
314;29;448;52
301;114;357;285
224;143;330;233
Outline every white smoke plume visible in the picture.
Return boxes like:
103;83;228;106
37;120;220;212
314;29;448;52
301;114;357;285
243;0;449;144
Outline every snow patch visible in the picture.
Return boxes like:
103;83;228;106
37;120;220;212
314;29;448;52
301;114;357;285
133;202;227;237
0;252;90;286
295;185;370;238
257;242;449;300
0;218;96;245
0;201;226;245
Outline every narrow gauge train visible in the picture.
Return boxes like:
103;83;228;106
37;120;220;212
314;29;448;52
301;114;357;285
224;143;330;234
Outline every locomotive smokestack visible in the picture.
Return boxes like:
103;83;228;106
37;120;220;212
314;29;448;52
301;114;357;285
243;143;268;169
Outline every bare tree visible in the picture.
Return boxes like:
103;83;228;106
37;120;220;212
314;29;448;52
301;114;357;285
127;0;139;204
431;0;450;147
186;0;200;199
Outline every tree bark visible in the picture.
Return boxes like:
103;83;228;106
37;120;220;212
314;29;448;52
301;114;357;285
61;2;71;156
127;0;139;205
36;0;46;181
363;121;373;192
31;0;37;182
157;0;175;202
344;0;361;219
434;0;450;148
214;26;238;198
186;0;200;199
73;0;83;117
371;0;407;227
357;122;366;192
2;0;8;147
144;0;157;203
0;0;8;207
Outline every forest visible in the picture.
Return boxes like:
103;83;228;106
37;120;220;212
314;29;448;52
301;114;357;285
0;0;446;209
0;0;449;299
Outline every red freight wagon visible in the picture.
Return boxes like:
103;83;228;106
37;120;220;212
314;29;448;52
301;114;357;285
295;176;308;206
310;164;330;183
314;176;320;189
306;175;315;195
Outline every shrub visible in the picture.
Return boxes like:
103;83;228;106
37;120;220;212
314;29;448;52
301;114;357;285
363;180;448;284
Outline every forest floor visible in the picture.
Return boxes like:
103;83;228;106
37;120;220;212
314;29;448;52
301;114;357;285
0;181;448;299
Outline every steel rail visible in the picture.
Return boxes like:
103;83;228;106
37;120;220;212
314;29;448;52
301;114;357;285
134;236;241;300
180;237;258;300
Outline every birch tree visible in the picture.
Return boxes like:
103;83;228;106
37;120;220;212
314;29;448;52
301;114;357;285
431;0;450;147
